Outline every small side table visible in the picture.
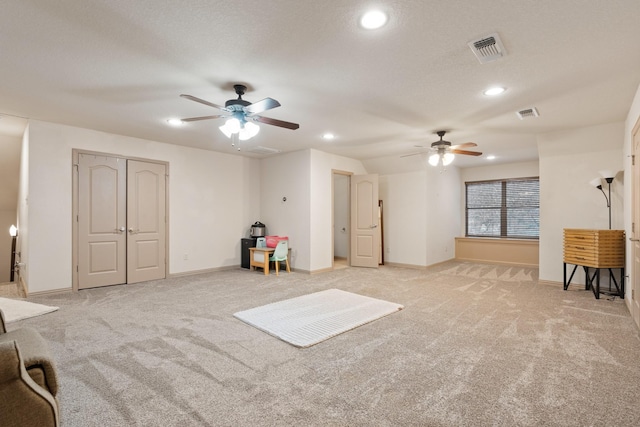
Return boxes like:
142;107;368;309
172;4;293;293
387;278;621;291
249;247;274;275
248;247;292;275
563;229;625;299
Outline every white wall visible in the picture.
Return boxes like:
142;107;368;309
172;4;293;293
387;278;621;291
426;165;462;265
377;165;461;267
22;120;261;293
461;161;540;182
259;149;311;271
379;171;428;266
309;150;368;271
537;122;624;284
259;149;368;272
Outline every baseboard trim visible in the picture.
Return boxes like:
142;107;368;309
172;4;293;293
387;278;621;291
538;279;563;287
169;265;239;278
28;288;73;296
384;262;428;270
455;257;538;269
384;258;456;270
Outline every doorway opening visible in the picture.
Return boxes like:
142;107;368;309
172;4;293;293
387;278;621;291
332;171;350;270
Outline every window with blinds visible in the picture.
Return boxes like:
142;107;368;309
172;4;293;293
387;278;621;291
465;177;539;239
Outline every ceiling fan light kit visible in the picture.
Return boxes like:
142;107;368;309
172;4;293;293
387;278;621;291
219;118;260;140
429;152;454;166
402;130;482;168
179;84;299;146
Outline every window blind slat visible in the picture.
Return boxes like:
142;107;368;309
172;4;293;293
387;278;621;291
466;178;539;238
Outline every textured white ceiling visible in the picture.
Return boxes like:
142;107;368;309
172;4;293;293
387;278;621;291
1;0;640;171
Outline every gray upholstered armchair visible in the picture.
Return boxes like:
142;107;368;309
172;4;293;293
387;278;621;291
0;308;60;427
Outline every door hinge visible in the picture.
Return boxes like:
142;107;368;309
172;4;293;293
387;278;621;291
76;265;79;272
632;154;635;166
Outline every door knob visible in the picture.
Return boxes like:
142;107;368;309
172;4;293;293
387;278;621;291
119;226;125;233
128;228;138;234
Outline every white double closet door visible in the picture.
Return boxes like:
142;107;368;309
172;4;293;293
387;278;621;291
77;153;167;289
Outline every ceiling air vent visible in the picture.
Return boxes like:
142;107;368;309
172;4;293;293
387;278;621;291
468;33;506;64
246;146;281;155
516;107;540;120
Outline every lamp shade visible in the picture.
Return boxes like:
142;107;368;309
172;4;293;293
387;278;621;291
220;118;260;141
589;178;602;188
598;170;615;180
219;118;242;139
219;123;233;138
428;153;440;166
239;122;260;140
442;153;455;166
9;224;17;237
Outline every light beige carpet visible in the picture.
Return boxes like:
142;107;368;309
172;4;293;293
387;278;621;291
12;261;640;426
0;297;59;323
234;288;404;347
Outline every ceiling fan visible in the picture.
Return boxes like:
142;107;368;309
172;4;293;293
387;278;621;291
179;84;299;142
402;130;482;166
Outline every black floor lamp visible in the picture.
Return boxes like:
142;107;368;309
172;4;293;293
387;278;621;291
590;170;615;229
9;225;17;282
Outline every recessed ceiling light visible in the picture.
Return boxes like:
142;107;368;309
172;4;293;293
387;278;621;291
486;155;496;160
483;87;506;96
166;118;184;126
360;10;388;29
322;133;335;140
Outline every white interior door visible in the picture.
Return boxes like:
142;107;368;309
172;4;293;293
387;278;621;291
350;174;379;268
78;154;127;289
631;120;640;326
77;155;167;288
126;160;166;284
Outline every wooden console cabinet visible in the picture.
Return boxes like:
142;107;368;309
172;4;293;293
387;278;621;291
563;229;625;298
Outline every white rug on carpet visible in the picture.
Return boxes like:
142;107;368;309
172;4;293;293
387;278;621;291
0;297;59;323
234;289;404;347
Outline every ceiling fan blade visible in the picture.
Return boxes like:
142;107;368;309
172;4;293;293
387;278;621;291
253;116;300;130
180;115;226;122
400;152;425;158
244;97;281;115
450;142;477;150
180;94;229;111
451;149;482;156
